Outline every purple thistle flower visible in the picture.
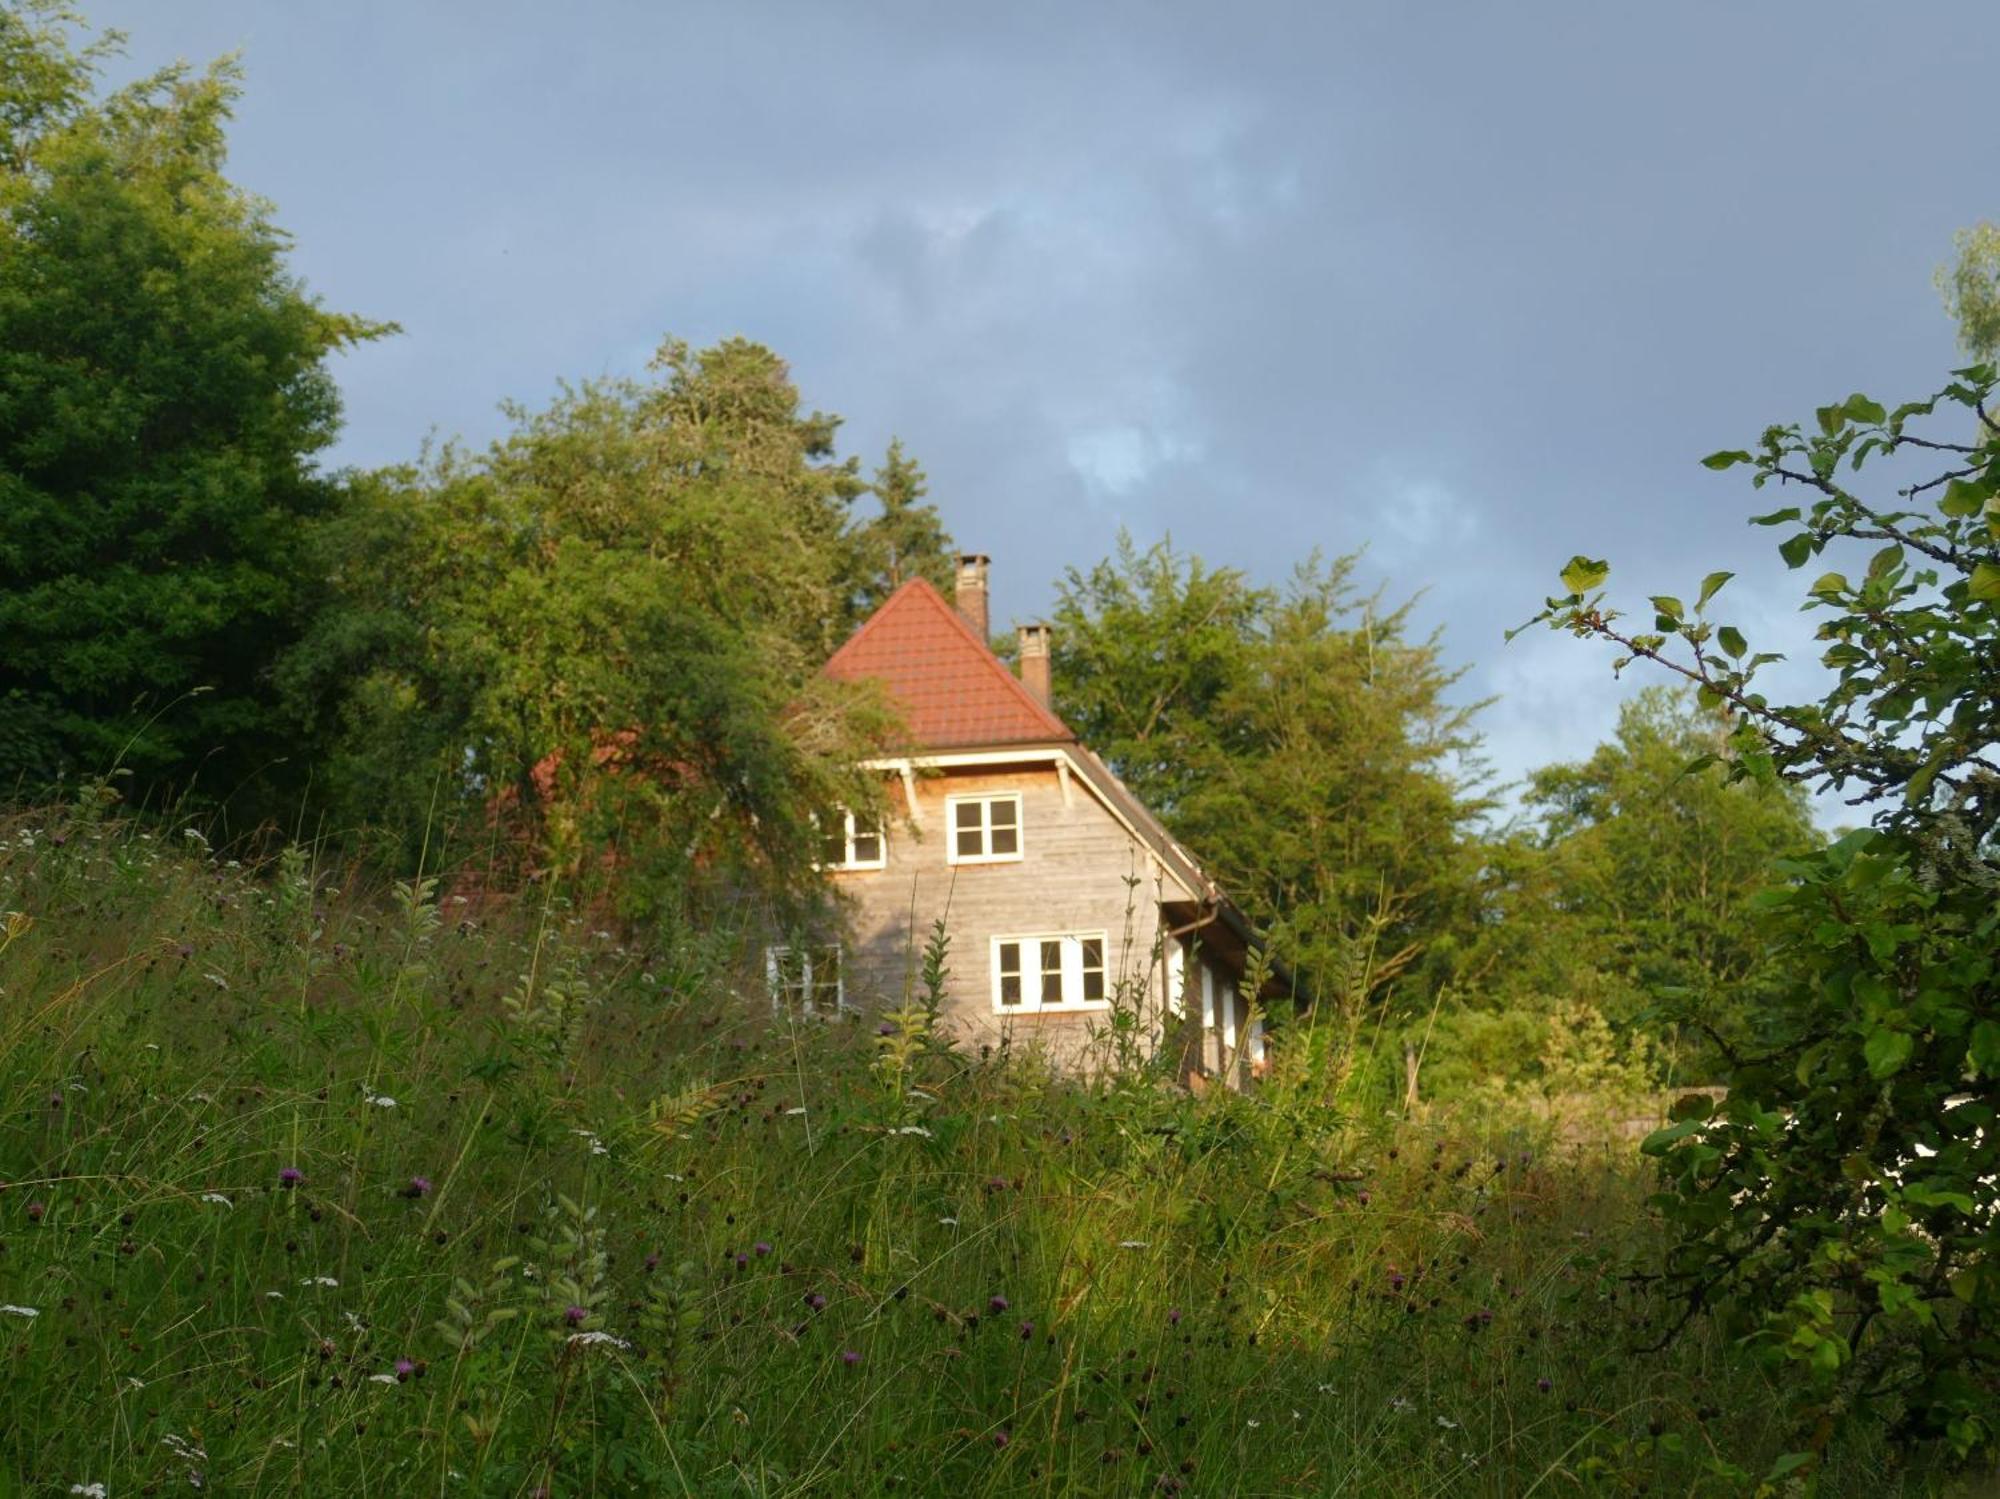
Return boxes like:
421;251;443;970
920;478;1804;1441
877;1022;895;1036
25;1201;45;1223
564;1304;588;1326
734;1253;749;1270
988;1294;1010;1314
806;1293;827;1312
1167;1307;1181;1326
753;1241;771;1257
841;1349;861;1366
992;1429;1011;1449
1537;1377;1552;1394
403;1176;432;1199
278;1167;304;1189
395;1359;415;1381
1356;1190;1371;1206
1019;1321;1035;1340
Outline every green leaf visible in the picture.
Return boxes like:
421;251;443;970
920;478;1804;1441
1969;1021;2000;1077
1559;556;1609;594
1749;507;1802;526
1778;532;1814;568
1648;594;1684;622
1717;625;1747;659
1940;478;1989;517
1701;450;1752;470
1864;1027;1913;1080
1970;562;2000;603
1696;570;1733;609
1842;393;1887;425
1810;572;1848;597
1640;1118;1705;1156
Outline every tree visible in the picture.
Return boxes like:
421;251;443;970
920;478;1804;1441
285;337;897;914
1520;686;1815;1076
0;5;387;808
1938;222;2000;362
1522;371;2000;1458
847;439;954;618
1050;536;1488;1034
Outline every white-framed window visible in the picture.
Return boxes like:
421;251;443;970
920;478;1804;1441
817;810;885;871
765;943;844;1016
946;793;1022;864
990;932;1107;1012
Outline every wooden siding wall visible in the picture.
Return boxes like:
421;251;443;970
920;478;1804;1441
833;764;1176;1070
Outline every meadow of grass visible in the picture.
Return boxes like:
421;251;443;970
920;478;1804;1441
0;804;1960;1496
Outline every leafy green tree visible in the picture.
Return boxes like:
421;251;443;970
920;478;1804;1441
0;5;387;806
1938;222;2000;361
286;338;895;914
1523;371;2000;1459
1051;536;1487;1029
848;438;954;617
1521;686;1815;1075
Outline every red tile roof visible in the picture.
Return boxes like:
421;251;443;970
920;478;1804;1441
822;578;1074;749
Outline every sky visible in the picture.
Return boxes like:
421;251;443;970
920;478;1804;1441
87;0;1994;809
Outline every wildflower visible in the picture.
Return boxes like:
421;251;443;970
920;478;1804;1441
734;1253;748;1270
1019;1321;1035;1340
1167;1307;1181;1326
841;1350;861;1366
892;1125;932;1137
1537;1377;1552;1393
1435;1415;1459;1430
278;1167;304;1189
395;1359;416;1381
806;1293;827;1312
200;1193;232;1208
368;1373;398;1385
988;1294;1010;1314
25;1201;45;1222
204;972;229;989
300;1276;339;1288
1118;1240;1149;1249
0;1305;40;1318
1356;1190;1371;1206
566;1330;631;1349
70;1484;107;1497
877;1022;895;1036
992;1430;1011;1449
753;1241;772;1257
563;1304;588;1326
365;1095;397;1109
402;1176;432;1199
784;1107;807;1116
48;1091;61;1109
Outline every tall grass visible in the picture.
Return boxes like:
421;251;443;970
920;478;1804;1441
0;807;1948;1495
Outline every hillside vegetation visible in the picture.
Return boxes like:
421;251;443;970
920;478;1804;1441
0;809;1938;1496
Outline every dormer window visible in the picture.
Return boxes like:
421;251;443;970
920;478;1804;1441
818;810;886;871
946;793;1022;864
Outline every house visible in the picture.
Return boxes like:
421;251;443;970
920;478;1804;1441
773;553;1281;1083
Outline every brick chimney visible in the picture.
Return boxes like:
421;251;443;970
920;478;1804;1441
1017;623;1052;708
954;553;990;642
